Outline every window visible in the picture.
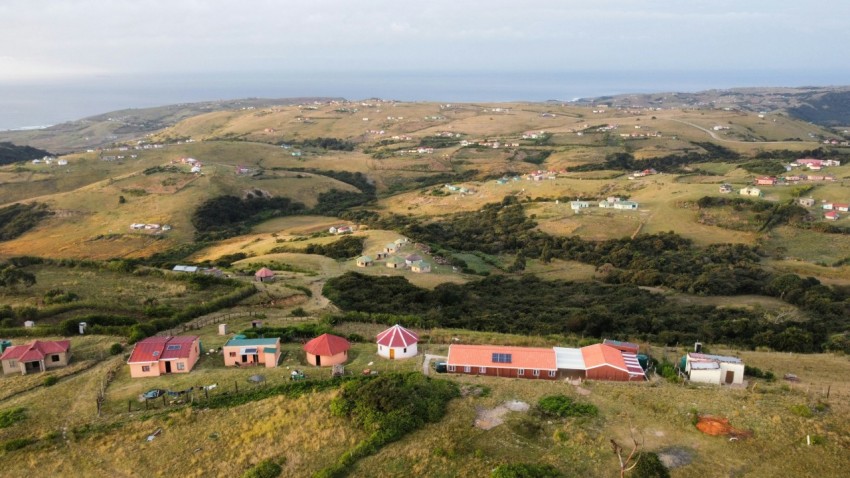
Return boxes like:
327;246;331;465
548;370;556;377
152;351;160;357
141;366;150;372
51;354;61;362
479;367;487;374
177;362;185;371
403;348;407;353
229;351;236;357
518;369;525;376
491;353;512;363
8;360;16;367
464;366;471;373
533;369;540;377
166;344;181;351
448;365;456;372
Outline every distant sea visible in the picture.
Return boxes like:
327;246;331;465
1;69;848;131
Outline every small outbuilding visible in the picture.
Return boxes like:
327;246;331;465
303;333;350;367
410;261;431;273
384;243;399;254
356;256;373;267
254;267;275;282
404;254;422;266
223;336;281;368
685;352;744;385
376;324;419;359
385;256;406;269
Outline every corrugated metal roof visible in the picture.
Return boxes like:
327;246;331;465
224;338;279;347
690;361;720;370
128;336;197;363
376;324;419;348
553;347;586;370
621;352;645;376
303;334;350;356
689;352;742;364
0;340;70;362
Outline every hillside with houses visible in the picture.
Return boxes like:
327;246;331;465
0;97;850;477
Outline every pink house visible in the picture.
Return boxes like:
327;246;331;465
755;177;777;186
303;333;350;367
127;336;201;378
825;211;839;221
834;203;850;212
223;337;280;368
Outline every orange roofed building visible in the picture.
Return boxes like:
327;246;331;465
581;344;645;381
303;333;350;367
447;344;558;380
127;336;201;378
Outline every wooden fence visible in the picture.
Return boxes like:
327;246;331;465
156;310;260;337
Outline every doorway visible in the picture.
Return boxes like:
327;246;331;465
316;355;321;366
725;370;734;384
389;348;395;359
164;361;172;374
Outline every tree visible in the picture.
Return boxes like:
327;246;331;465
0;265;35;290
118;195;127;204
611;426;644;478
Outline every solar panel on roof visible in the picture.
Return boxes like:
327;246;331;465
491;353;512;363
166;344;181;351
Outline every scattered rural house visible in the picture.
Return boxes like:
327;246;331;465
376;324;419;360
755;177;777;186
383;243;399;254
719;184;733;194
254;267;275;282
127;336;201;378
303;334;350;367
823;203;834;210
798;197;816;207
394;238;409;247
684;352;745;385
374;252;387;260
329;225;355;234
57;159;68;166
834;203;850;212
613;201;639;210
356;256;373;267
0;340;71;375
581;343;645;381
404;254;422;266
172;265;199;273
223;336;281;368
739;186;762;197
447;344;559;380
825;211;839;221
570;201;591;211
385;256;406;269
410;260;431;273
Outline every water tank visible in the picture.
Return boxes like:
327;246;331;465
637;354;649;370
679;355;688;371
0;340;12;353
79;322;88;335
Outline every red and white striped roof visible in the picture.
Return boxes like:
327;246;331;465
376;324;419;348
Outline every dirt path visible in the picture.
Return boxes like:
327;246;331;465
422;354;447;376
668;119;814;146
474;400;530;430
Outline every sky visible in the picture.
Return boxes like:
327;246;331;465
2;0;849;83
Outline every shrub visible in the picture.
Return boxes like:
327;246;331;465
537;395;598;418
290;307;308;317
110;343;124;355
43;376;59;387
3;437;36;452
0;407;27;428
491;463;562;478
630;452;670;478
242;459;283;478
790;404;813;418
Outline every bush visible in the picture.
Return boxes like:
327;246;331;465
43;376;59;387
492;463;562;478
242;459;283;478
0;407;27;428
537;395;598;418
290;307;308;317
3;437;36;452
110;343;124;355
630;452;670;478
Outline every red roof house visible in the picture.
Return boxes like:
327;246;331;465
254;267;275;282
825;211;839;221
0;340;71;375
376;324;419;359
127;336;200;378
303;334;350;367
447;344;558;380
755;176;777;186
581;344;645;381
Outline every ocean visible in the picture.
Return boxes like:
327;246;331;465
1;69;848;131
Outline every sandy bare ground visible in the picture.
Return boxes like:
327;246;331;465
474;400;530;430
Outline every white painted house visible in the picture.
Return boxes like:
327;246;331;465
376;324;419;360
685;352;745;385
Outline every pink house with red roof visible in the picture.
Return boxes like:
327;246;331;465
376;324;419;359
0;340;71;375
127;336;200;378
303;333;350;367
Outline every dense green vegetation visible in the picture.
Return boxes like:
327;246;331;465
491;463;562;478
297;137;355;151
311;189;374;216
317;373;459;478
569;143;739;173
284;169;376;198
537;395;598;418
739;159;788;176
324;272;840;353
242;459;282;478
0;142;51;165
269;235;364;259
191;195;306;240
0;408;27;428
0;203;51;241
418;136;460;148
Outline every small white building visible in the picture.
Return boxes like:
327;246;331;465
685;352;745;385
570;201;591;211
376;324;419;360
613;201;639;210
739;186;762;197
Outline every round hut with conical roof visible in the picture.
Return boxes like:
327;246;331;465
376;324;419;360
254;267;275;282
303;333;350;367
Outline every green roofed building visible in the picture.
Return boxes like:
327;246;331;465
223;337;281;368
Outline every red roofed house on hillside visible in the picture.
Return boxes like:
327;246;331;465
0;340;71;375
581;344;645;381
303;333;350;367
447;344;558;380
254;267;275;282
127;336;201;378
376;324;419;359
